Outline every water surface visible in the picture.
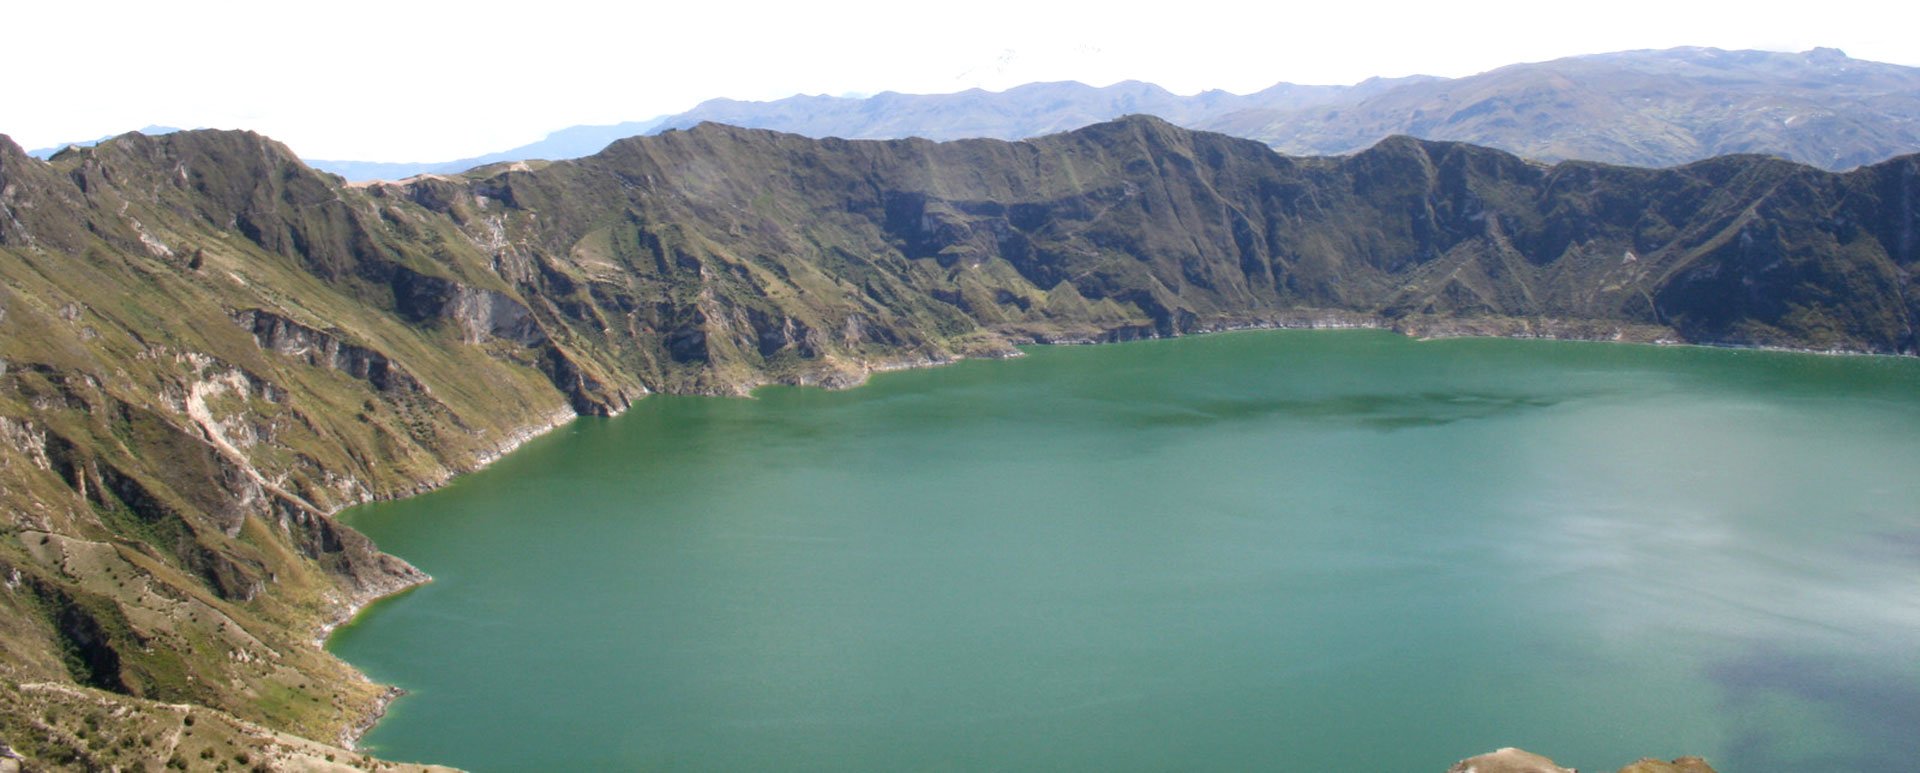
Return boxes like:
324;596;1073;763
331;331;1920;771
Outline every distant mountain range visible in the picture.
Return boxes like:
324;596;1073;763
1206;47;1920;170
264;47;1920;181
647;75;1433;142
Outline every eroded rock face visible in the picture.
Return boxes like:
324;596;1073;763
234;309;424;394
447;286;545;346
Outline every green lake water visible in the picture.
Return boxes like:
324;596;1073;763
329;330;1920;771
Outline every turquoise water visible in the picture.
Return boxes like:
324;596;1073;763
330;330;1920;771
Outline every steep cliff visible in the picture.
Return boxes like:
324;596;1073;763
425;116;1915;363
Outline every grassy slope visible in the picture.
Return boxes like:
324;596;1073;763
0;131;574;767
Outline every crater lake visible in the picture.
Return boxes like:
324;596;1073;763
329;330;1920;771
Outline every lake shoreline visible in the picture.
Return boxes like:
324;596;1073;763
324;312;1915;757
323;405;581;751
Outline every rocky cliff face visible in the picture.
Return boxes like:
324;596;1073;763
0;119;1913;766
451;116;1916;360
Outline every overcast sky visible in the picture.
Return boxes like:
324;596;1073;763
7;0;1917;161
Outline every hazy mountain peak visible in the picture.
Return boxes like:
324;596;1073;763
281;45;1920;182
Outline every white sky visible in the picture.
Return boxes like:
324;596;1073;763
6;0;1917;161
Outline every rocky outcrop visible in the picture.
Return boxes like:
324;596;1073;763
275;502;428;602
447;286;545;346
1448;748;1717;773
234;308;425;394
1615;757;1719;773
389;268;541;345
